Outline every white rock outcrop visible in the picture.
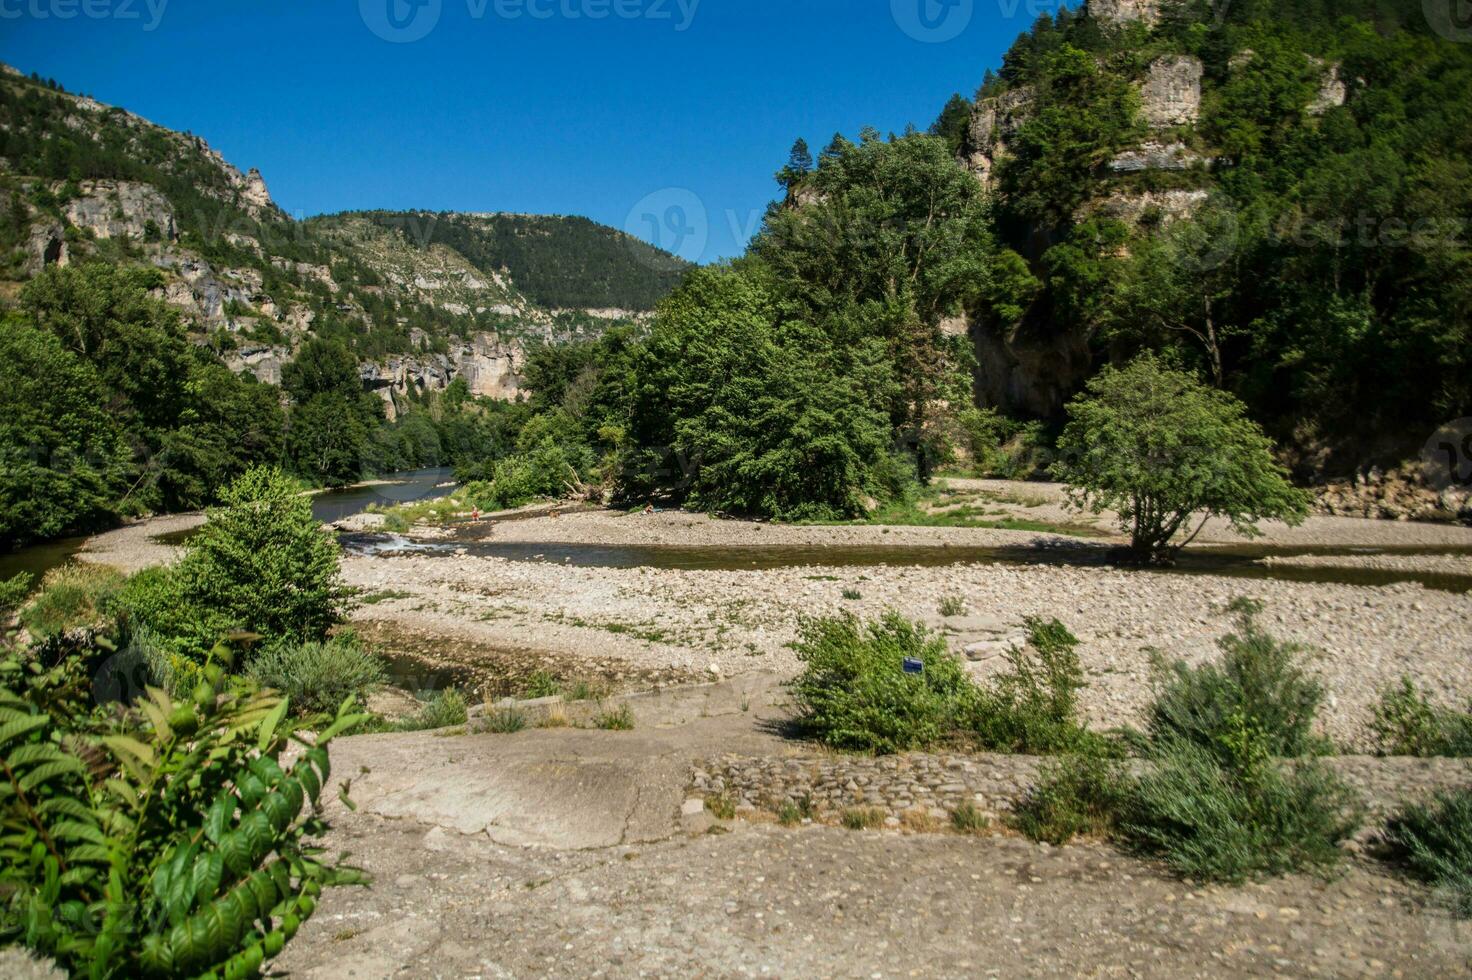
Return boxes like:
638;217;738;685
1140;55;1204;128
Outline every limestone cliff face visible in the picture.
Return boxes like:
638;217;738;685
356;333;524;420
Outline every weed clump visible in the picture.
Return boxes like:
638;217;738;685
841;807;886;830
594;703;635;731
1384;788;1472;917
1371;677;1472;757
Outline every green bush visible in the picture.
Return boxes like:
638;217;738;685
0;635;367;975
950;800;991;835
969;617;1098;754
112;565;233;665
1145;600;1328;763
1384;788;1472;917
0;572;30;619
245;637;388;716
395;689;468;732
175;467;354;646
463;437;584;511
593;703;635;731
19;563;124;637
787;613;979;754
841;807;886;830
1122;736;1362;884
1012;753;1129;845
1371;677;1472;758
480;708;527;734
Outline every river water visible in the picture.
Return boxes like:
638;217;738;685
0;467;459;589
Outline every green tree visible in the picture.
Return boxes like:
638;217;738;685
287;393;368;488
175;466;354;644
775;138;814;189
281;336;362;404
929;93;974;156
1052;354;1310;561
0;320;129;546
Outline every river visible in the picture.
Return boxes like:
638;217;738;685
0;467;458;589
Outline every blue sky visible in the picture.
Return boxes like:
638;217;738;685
0;0;1070;261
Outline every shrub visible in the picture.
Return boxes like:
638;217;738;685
1384;788;1472;917
937;595;967;617
969;617;1097;754
0;572;30;619
1052;354;1310;561
394;689;468;732
787;613;978;754
1371;678;1472;757
111;564;232;665
175;467;354;646
0;635;367;975
1145;600;1328;763
841;807;886;830
593;703;635;731
705;795;736;820
19;563;124;637
1121;736;1362;883
523;670;561;699
480;708;527;734
950;801;991;835
245;637;388;716
463;437;584;511
1012;753;1129;845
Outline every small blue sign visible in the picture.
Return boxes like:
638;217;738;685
902;658;924;675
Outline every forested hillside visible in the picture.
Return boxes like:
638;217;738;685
346;211;690;311
947;0;1472;474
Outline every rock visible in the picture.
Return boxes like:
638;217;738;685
681;798;706;817
1140;56;1204;128
62;179;176;243
1087;0;1163;26
1108;141;1202;173
962;639;1023;662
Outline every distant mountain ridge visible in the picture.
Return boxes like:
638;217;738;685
0;64;692;409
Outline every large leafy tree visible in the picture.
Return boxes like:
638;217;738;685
0;320;129;546
1053;354;1310;561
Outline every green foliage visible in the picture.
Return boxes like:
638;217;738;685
1012;753;1129;846
1384;788;1472;917
787;613;979;755
621;265;894;519
403;689;468;732
244;638;388;716
287;393;370;489
463;436;585;511
0;635;368;976
480;709;527;734
15;265;286;519
112;565;233;669
0;572;31;619
969;618;1099;755
996;44;1144;230
1145;600;1329;762
0;318;129;546
950;800;991;835
1370;678;1472;758
1054;354;1310;560
840;807;886;830
174;467;354;647
1121;736;1362;883
18;563;125;638
593;703;635;731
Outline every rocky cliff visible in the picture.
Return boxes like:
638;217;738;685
954;0;1353;423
